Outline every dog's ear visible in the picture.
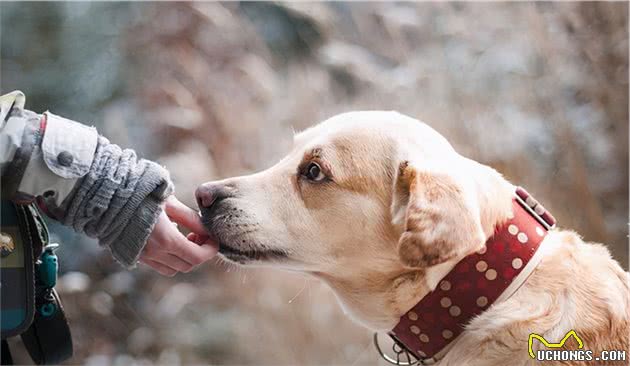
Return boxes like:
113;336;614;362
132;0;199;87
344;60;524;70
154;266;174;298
391;160;487;268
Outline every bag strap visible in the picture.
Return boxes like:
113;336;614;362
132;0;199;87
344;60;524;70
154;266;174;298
16;202;73;364
2;339;14;365
21;288;73;364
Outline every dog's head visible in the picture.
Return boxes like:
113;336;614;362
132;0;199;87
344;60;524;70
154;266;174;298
197;111;513;329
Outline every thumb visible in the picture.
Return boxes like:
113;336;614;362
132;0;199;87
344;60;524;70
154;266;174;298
187;232;213;245
164;195;208;234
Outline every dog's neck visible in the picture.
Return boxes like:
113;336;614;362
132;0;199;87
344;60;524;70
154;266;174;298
318;254;473;331
392;190;555;361
320;166;516;331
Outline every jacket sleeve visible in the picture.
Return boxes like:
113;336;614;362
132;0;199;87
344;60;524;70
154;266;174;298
0;90;173;268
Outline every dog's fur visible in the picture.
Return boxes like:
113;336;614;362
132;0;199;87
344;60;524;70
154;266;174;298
198;111;629;366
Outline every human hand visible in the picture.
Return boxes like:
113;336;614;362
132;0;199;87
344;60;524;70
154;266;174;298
140;196;217;276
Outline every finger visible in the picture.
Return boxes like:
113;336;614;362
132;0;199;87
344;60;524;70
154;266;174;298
164;196;207;234
140;258;177;277
187;232;212;245
152;251;195;273
173;239;219;266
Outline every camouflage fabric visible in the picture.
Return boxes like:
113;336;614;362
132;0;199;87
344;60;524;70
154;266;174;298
0;91;97;204
0;91;42;201
0;91;26;174
0;91;173;268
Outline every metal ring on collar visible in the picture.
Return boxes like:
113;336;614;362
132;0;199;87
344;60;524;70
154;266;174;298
373;333;420;366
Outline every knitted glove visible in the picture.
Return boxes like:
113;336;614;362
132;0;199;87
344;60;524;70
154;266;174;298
59;135;173;267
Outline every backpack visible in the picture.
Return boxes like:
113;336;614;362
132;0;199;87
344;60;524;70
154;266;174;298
1;199;73;364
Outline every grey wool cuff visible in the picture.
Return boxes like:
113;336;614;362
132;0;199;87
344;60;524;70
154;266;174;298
59;135;173;268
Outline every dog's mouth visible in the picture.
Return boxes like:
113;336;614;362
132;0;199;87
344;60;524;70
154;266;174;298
200;205;288;264
218;243;288;264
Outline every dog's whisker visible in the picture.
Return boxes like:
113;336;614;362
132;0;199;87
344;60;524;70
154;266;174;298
214;255;239;273
288;278;308;304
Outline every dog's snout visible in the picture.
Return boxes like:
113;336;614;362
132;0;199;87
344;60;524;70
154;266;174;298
195;183;233;209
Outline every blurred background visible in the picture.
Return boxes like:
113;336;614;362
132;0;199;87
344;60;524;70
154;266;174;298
1;2;628;365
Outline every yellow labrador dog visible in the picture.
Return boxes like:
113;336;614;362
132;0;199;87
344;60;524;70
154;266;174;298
196;112;629;366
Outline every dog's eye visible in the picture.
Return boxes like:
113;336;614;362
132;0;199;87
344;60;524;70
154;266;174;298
304;162;326;182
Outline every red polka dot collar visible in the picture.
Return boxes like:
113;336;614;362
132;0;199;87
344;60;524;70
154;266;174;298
390;187;557;365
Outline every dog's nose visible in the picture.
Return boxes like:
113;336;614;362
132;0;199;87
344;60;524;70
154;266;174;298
195;183;232;209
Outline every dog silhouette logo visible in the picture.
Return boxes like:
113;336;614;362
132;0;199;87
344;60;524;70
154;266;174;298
528;330;584;359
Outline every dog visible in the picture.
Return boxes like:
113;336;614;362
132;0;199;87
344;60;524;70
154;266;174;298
196;111;629;366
